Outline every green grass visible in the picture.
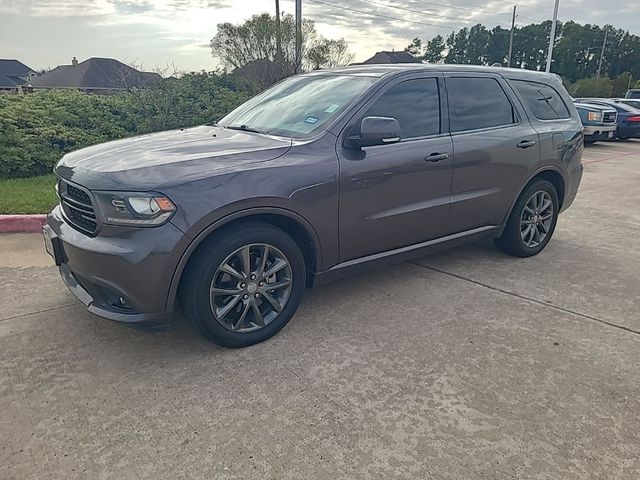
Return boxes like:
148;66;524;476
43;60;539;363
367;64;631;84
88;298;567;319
0;175;58;214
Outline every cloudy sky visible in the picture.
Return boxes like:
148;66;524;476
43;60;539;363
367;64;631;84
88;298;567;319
1;0;638;72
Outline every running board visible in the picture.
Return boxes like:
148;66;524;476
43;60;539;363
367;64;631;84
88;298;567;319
312;225;500;286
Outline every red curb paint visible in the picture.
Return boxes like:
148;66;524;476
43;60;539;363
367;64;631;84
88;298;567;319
0;215;47;234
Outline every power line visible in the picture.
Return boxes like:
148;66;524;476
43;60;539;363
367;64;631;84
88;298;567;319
412;0;512;16
306;0;465;30
356;0;505;25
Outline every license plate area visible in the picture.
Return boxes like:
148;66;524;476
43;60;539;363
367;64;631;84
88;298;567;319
42;226;63;266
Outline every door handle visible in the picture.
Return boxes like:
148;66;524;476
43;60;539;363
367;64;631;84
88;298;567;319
426;152;449;162
517;140;536;149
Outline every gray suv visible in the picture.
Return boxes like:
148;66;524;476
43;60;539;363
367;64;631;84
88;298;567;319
44;64;584;347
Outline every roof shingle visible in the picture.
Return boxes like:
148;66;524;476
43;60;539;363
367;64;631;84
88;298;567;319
30;57;161;89
0;59;35;76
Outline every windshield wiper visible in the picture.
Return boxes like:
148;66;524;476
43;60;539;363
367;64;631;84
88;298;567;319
224;124;270;135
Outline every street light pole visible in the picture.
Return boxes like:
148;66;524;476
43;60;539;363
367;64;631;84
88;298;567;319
295;0;302;72
545;0;560;73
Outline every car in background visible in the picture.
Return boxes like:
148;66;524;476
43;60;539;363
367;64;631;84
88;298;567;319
625;89;640;99
573;102;617;144
575;98;640;140
618;98;640;110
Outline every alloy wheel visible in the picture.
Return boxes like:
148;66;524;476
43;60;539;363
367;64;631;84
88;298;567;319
520;191;554;248
209;243;293;333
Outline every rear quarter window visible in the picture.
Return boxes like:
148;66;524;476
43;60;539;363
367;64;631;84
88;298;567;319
512;80;570;120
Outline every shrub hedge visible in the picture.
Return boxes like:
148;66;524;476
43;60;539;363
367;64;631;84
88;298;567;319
0;72;252;179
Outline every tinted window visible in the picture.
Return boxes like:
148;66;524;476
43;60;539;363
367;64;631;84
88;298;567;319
364;78;440;138
447;77;515;132
619;100;640;110
513;80;570;120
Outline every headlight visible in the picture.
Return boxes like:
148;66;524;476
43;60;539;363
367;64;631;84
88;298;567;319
94;191;176;227
587;111;601;121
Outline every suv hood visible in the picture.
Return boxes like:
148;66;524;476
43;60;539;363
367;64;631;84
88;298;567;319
55;125;292;190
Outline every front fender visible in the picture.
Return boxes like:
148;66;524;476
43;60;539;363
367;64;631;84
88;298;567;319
165;205;323;312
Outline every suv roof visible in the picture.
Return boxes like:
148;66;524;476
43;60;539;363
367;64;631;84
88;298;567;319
315;63;560;82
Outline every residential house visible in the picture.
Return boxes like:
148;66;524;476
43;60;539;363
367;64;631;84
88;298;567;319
359;51;422;64
0;59;36;94
30;57;162;93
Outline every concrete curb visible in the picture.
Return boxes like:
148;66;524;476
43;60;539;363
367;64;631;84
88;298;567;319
0;215;47;234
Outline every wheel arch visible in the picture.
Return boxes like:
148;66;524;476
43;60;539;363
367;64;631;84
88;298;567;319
502;167;566;229
166;208;321;312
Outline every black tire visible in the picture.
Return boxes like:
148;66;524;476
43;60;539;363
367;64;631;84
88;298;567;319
179;222;305;347
495;179;559;257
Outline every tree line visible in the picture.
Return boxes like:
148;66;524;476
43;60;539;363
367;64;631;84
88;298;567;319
406;21;640;95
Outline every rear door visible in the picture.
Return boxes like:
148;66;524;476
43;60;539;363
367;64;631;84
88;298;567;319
444;73;540;233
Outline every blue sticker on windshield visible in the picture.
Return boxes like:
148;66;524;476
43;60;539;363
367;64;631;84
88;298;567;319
305;116;319;124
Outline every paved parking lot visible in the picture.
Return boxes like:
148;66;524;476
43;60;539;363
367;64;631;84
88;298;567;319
1;140;639;479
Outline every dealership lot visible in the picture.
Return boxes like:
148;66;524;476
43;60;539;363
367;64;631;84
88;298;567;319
1;141;639;479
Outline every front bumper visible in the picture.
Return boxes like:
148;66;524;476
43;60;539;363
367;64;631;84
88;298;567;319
583;125;616;139
46;205;188;329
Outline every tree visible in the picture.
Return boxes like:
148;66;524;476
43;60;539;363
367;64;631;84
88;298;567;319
405;37;423;56
424;35;445;63
466;24;491;65
486;26;509;66
210;13;351;75
306;39;354;70
612;72;632;97
570;77;613;97
445;28;469;64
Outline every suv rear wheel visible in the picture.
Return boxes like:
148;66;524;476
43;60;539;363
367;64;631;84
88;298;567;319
180;222;305;347
495;179;559;257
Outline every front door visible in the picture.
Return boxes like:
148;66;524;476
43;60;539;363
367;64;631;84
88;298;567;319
337;76;453;262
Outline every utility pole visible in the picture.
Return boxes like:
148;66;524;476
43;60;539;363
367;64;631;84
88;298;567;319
545;0;560;73
507;4;517;67
596;27;608;78
295;0;302;73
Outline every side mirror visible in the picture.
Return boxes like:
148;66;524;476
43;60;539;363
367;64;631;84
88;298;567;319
346;116;401;149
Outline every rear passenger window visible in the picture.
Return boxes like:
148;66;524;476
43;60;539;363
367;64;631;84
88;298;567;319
364;78;440;138
513;80;570;120
447;77;516;132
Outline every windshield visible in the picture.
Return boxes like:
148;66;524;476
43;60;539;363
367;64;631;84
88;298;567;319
218;74;378;138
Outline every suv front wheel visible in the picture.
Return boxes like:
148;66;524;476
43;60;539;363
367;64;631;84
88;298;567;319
180;222;305;347
495;179;559;257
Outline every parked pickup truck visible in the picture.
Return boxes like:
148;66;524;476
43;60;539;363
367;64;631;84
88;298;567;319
573;102;617;144
625;89;640;99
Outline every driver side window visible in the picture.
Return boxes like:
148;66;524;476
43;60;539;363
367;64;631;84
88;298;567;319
364;78;441;139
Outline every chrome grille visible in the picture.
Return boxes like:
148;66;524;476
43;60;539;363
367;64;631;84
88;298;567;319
59;179;98;234
603;111;617;124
